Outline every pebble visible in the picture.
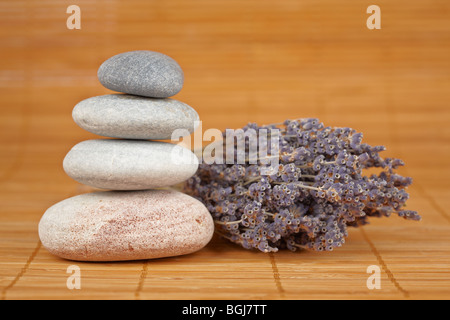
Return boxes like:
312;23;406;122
72;94;199;140
98;50;184;98
63;139;199;190
38;189;214;261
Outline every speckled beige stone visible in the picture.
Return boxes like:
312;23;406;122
38;189;214;261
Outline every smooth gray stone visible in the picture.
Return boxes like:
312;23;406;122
72;94;199;140
63;139;198;190
98;50;184;98
38;189;214;261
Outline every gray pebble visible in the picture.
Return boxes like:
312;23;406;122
63;139;198;190
72;94;199;140
98;50;184;98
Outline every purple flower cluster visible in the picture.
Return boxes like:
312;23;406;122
184;118;420;253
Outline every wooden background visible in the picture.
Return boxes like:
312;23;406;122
0;0;449;300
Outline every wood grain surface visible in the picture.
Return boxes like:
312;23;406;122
0;0;449;300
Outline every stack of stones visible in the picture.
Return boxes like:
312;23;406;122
38;51;214;262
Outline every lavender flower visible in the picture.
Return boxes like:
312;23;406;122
184;118;420;253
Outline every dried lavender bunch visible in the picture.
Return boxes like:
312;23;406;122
184;118;420;253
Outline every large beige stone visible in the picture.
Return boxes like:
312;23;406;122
38;189;214;261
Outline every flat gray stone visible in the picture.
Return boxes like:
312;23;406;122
63;139;198;190
72;94;199;140
38;189;214;261
98;50;184;98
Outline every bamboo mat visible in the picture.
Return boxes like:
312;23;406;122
0;0;449;300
